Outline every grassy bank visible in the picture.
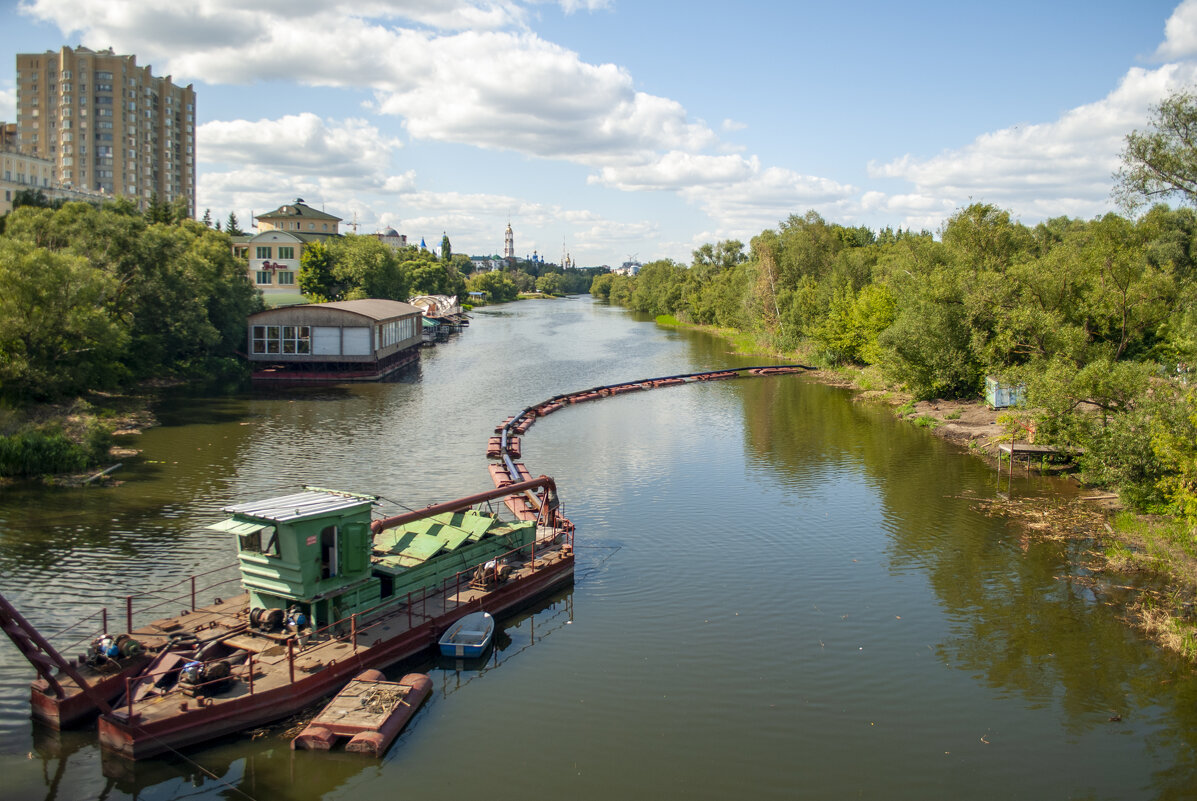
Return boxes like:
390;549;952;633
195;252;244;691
0;393;154;484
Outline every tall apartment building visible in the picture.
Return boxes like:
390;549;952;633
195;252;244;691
14;46;196;215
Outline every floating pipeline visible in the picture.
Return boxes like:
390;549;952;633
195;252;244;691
484;365;814;515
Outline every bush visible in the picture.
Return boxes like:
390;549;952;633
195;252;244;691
0;425;90;477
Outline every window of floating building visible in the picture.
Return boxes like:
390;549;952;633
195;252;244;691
239;525;280;557
251;325;311;355
278;272;295;285
256;246;271;259
277;246;294;260
376;317;417;348
255;271;272;285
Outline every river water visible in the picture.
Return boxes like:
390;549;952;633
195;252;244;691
1;296;1196;800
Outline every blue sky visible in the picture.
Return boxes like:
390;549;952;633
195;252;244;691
0;0;1192;267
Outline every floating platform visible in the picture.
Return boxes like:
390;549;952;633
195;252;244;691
292;670;432;756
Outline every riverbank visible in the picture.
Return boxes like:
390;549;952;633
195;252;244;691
661;315;1197;661
0;391;157;486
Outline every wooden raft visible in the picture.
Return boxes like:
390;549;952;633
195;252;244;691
291;669;432;756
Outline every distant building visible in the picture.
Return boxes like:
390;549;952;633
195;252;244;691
0;149;53;216
612;260;641;277
373;226;407;250
247;198;342;299
247;298;423;381
503;222;515;259
470;256;502;272
14;46;196;215
1;143;119;216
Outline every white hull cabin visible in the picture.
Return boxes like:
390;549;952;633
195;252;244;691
247;299;422;381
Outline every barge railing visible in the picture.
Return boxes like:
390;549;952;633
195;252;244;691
122;562;243;632
112;534;572;706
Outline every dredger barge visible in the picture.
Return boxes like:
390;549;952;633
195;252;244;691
0;365;807;760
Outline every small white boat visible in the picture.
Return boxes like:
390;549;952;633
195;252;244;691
438;611;495;658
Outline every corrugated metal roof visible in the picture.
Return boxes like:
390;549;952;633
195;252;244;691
250;299;422;323
206;518;267;535
222;490;374;523
316;299;422;319
248;298;422;323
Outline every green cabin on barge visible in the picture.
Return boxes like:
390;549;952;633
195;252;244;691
207;489;537;630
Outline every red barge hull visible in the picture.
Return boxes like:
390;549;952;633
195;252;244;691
97;555;572;760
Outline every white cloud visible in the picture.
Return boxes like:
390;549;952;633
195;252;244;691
371;30;720;165
869;62;1197;226
589;152;759;191
199;114;403;180
0;84;14;120
721;118;747;133
677;166;857;244
18;0;527;40
552;0;612;12
1157;0;1197;60
19;1;721;171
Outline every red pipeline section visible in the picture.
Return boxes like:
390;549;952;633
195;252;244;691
485;364;812;518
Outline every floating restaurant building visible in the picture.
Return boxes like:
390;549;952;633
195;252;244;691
247;299;422;381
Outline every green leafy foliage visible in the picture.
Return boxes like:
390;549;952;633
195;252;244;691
467;270;519;302
0;424;94;477
0;202;261;402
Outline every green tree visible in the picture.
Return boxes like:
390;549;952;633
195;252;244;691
590;272;616;300
12;188;56;210
329;235;407;300
1152;385;1197;524
0;239;126;400
467;270;518;302
941;203;1033;274
1116;90;1197;211
225;212;245;236
878;268;981;399
299;241;339;301
536;272;563;295
146;194;173;224
440;233;451;262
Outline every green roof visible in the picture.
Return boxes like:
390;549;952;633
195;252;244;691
372;510;518;570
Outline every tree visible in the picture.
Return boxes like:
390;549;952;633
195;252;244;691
201;208;213;228
1116;90;1197;211
0;239;127;400
440;233;451;262
146;194;172;224
330;235;407;300
225;212;245;236
12;189;56;210
299;241;339;301
467;270;518;302
536;272;563;295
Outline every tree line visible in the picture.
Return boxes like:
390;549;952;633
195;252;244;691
296;234;597;305
592;89;1197;526
0;198;261;404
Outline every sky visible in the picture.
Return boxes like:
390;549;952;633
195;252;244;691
0;0;1194;267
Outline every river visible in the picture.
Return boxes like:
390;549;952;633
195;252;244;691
1;296;1195;800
